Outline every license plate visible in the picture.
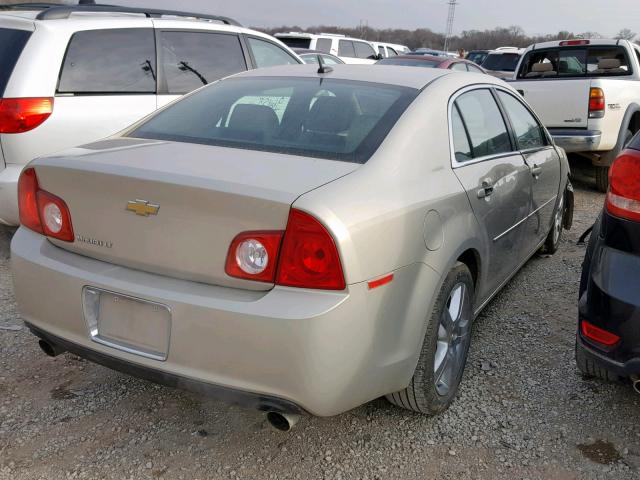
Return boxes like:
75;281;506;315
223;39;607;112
82;287;171;361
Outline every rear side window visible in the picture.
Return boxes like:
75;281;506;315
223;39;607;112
0;28;31;96
130;77;418;163
388;48;398;57
160;31;246;94
482;53;520;72
338;40;356;58
378;46;386;57
59;29;156;94
315;38;332;53
247;37;299;68
454;89;512;159
497;91;546;150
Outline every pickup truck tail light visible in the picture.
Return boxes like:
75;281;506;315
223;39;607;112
588;88;605;119
0;97;54;134
226;209;346;290
606;148;640;222
18;167;75;242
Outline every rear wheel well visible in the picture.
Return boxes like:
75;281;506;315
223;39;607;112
629;111;640;136
457;249;480;289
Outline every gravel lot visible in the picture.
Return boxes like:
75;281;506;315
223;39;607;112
1;162;639;480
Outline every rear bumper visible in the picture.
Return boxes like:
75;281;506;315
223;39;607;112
0;164;21;226
548;129;602;153
11;227;439;416
578;213;640;375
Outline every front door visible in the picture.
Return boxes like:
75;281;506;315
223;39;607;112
451;88;532;296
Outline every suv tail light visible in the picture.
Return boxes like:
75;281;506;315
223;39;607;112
0;98;54;134
606;149;640;222
225;209;346;290
17;168;74;242
588;88;605;119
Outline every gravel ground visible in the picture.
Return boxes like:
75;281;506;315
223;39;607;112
1;162;640;480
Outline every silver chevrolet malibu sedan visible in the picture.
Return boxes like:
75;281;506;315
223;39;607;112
11;65;572;426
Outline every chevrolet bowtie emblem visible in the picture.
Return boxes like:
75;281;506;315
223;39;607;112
126;199;160;217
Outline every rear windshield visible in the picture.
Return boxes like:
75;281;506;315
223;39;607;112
517;46;632;79
0;28;31;96
482;53;521;72
129;77;418;163
467;51;488;65
378;58;440;68
278;37;311;49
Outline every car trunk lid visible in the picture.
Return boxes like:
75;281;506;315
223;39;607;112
31;138;359;290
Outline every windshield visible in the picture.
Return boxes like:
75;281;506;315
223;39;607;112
0;28;31;96
377;58;440;68
482;53;521;72
130;77;418;164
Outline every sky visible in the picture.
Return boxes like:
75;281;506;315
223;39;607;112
106;0;640;37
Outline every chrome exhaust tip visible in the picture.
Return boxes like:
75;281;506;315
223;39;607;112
630;375;640;395
266;411;300;432
38;339;66;358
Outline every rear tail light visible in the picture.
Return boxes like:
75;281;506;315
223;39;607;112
17;168;74;242
225;209;346;290
580;319;620;347
225;231;283;282
588;88;605;119
606;149;640;222
0;97;54;134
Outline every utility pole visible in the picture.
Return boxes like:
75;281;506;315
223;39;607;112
443;0;458;53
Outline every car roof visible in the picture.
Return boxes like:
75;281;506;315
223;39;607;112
231;64;481;90
293;48;335;55
388;55;446;63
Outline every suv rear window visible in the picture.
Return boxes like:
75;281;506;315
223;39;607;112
482;53;521;72
59;28;156;94
517;46;632;79
130;77;418;163
0;28;31;96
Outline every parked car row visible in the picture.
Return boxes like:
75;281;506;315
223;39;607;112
2;2;637;430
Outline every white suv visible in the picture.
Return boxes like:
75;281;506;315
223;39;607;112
0;4;301;226
274;32;380;64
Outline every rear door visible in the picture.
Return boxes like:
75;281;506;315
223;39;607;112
451;88;532;295
51;27;158;149
156;30;249;108
497;90;561;250
514;48;591;128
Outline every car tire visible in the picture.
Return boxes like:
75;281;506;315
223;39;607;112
541;191;565;254
386;262;474;415
575;339;622;383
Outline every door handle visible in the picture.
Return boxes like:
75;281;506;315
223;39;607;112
531;164;543;177
477;180;494;199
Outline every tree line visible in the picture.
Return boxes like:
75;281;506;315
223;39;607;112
257;25;637;51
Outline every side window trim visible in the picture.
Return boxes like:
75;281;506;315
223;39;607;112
493;86;551;152
453;102;475;159
448;85;519;169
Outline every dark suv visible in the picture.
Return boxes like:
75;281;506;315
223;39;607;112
577;132;640;392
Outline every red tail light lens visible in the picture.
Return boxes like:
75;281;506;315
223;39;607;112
276;209;346;290
588;88;605;118
17;167;74;242
225;231;284;282
581;320;620;347
0;97;54;134
606;149;640;222
18;168;43;234
560;39;590;46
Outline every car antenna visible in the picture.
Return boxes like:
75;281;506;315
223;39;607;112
317;54;333;74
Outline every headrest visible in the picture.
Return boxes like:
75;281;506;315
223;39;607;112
306;96;354;134
598;58;621;70
531;62;553;73
228;104;279;135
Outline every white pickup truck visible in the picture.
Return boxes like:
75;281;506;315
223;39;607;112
511;39;640;191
